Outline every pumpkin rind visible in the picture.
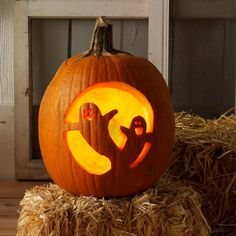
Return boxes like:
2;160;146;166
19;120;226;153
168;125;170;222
38;18;174;197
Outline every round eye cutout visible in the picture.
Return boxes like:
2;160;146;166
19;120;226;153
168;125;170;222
83;108;95;121
134;121;142;126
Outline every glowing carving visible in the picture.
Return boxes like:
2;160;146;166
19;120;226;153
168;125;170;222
120;116;153;168
82;108;96;121
64;82;154;174
129;142;152;168
65;131;111;175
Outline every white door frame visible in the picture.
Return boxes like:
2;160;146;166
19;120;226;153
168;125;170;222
14;0;169;179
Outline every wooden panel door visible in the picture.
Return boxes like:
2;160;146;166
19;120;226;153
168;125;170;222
14;0;169;179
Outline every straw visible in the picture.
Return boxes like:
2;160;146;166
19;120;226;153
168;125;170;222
166;111;236;235
17;178;210;236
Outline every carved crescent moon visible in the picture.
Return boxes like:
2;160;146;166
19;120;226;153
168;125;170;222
64;82;154;175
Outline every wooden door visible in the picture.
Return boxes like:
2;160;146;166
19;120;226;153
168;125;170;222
14;0;169;179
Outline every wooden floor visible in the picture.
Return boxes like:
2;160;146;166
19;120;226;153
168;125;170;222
0;181;48;236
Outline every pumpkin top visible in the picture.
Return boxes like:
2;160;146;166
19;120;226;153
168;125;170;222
81;17;129;57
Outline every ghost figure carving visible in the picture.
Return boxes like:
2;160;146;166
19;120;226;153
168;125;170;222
78;103;118;155
121;116;153;168
77;104;153;170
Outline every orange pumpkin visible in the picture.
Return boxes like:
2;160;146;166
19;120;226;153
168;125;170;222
39;17;174;197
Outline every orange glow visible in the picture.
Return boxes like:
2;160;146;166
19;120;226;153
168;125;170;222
135;127;144;136
65;82;154;150
129;142;152;168
82;108;95;121
65;130;111;175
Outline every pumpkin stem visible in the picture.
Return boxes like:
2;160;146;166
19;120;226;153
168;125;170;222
82;17;129;57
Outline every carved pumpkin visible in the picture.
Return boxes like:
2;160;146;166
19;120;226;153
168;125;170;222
39;17;174;197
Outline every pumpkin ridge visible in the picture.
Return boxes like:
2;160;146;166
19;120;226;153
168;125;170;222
43;63;72;188
90;57;101;195
107;56;133;190
68;63;82;194
63;62;80;194
106;56;134;191
58;64;78;194
105;57;121;192
82;59;95;195
139;59;175;175
69;59;89;194
99;57;112;195
103;56;118;190
114;58;154;188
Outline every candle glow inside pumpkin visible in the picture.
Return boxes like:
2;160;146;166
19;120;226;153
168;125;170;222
64;81;154;175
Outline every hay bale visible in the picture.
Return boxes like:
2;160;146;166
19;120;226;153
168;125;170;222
17;178;210;236
166;111;236;235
